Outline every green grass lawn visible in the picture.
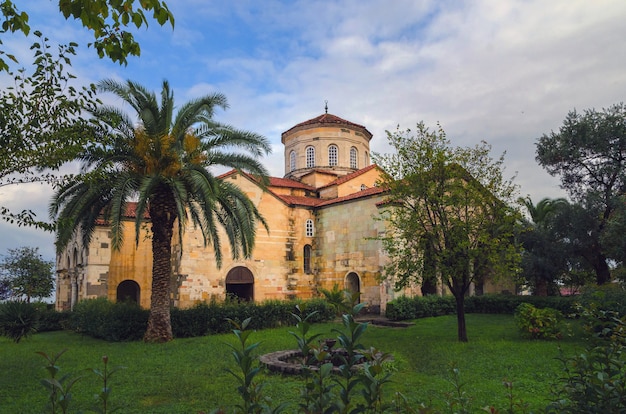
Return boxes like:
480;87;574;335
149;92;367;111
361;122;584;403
0;314;583;413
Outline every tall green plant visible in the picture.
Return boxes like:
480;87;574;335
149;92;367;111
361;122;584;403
332;303;369;413
0;300;39;342
547;305;626;413
289;306;322;365
37;349;84;414
224;318;287;414
89;355;126;414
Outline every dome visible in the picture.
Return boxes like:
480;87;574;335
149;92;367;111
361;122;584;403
281;113;372;144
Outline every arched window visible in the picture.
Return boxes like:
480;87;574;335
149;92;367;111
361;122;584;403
305;219;314;237
289;150;296;172
303;244;312;274
328;145;338;166
360;184;367;191
306;146;315;168
364;151;369;166
350;147;358;169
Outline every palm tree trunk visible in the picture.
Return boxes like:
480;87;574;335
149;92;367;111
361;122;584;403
144;191;176;342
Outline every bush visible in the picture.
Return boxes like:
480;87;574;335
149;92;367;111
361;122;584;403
65;298;334;342
0;301;39;343
171;299;335;338
576;284;626;316
514;302;563;339
37;308;69;332
69;298;148;341
386;294;578;321
547;305;626;413
385;295;456;320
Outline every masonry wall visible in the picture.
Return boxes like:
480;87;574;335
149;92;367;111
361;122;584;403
175;173;318;307
314;194;387;312
106;223;153;308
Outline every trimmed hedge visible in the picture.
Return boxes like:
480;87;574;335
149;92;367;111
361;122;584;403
69;298;149;341
385;287;626;321
66;297;335;341
171;298;335;338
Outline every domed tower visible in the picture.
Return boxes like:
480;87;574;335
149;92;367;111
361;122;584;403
282;109;373;181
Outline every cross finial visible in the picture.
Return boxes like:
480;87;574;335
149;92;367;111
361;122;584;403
324;100;328;114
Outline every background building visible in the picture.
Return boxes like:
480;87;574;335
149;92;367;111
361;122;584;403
55;111;512;313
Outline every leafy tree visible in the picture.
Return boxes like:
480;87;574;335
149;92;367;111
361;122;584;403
518;197;569;296
0;33;99;229
50;79;271;342
373;123;521;342
549;201;608;288
0;0;175;228
536;103;626;284
0;0;175;69
0;246;54;302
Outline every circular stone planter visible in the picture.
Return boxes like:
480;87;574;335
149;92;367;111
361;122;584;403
259;348;387;375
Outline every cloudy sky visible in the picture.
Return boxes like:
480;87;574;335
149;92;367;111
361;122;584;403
1;0;625;263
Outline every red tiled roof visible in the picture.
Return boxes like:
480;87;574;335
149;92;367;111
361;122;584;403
317;186;386;207
282;113;373;140
95;202;148;224
275;195;323;207
268;176;316;191
222;169;317;192
301;168;340;179
317;164;379;190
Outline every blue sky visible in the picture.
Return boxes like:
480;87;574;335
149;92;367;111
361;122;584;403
2;0;626;263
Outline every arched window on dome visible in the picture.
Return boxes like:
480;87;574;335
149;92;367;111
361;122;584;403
350;147;358;169
306;146;315;168
289;150;296;172
328;144;338;166
305;219;314;237
364;151;369;166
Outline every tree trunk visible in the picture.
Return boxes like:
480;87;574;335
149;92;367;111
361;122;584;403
144;191;176;342
454;293;468;342
593;252;611;285
535;278;548;296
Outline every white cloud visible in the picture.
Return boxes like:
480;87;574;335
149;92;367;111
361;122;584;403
2;0;625;262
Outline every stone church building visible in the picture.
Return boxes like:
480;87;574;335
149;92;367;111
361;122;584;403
55;111;510;313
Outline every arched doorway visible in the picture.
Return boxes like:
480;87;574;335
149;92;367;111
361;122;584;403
345;272;360;303
117;280;140;304
225;266;254;301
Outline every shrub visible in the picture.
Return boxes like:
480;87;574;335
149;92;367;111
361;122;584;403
576;284;626;316
69;298;148;341
37;308;69;332
171;299;335;338
514;302;563;339
0;301;39;343
384;296;416;320
547;305;626;413
385;295;456;320
386;294;578;321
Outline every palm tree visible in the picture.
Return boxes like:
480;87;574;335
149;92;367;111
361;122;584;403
518;196;568;228
518;197;569;296
50;79;271;342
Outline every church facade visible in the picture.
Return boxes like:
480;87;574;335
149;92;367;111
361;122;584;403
55;112;510;313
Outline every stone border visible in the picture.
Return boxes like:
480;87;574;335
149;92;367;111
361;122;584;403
259;350;308;375
260;349;393;375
